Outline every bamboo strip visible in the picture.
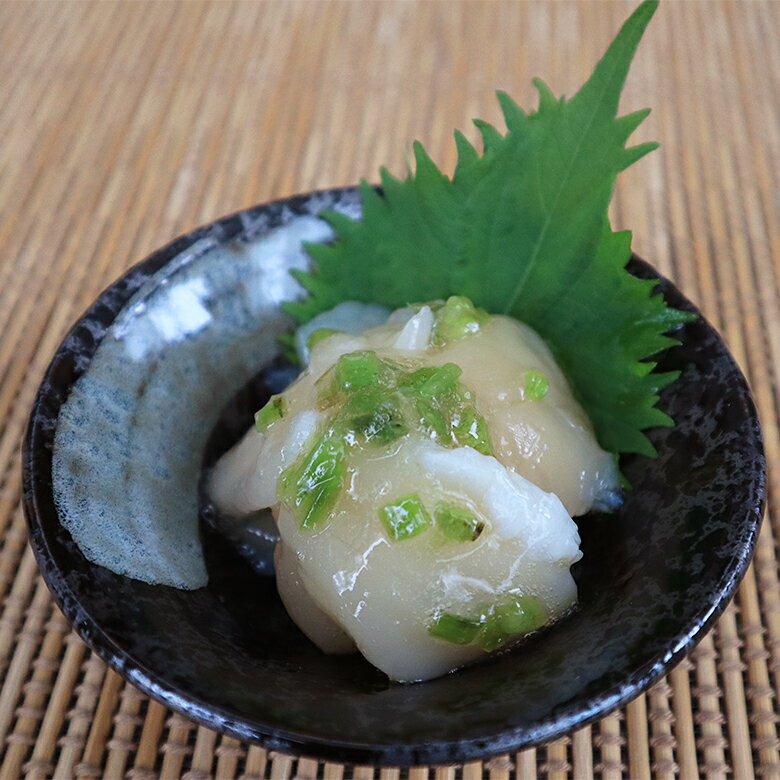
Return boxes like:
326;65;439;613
130;700;168;779
678;7;780;778
0;3;52;144
0;6;95;275
754;513;780;709
666;667;694;779
485;752;512;780
150;6;242;240
0;547;39;679
653;18;727;779
626;697;650;779
0;458;23;548
715;0;780;720
647;677;678;780
1;600;68;779
0;3;129;342
241;746;268;780
75;668;124;778
716;607;753;780
23;630;85;780
159;713;195;780
408;766;429;780
324;762;344;780
433;766;455;780
738;563;780;772
731;3;780;307
462;760;483;780
514;750;536;780
102;683;146;780
185;725;218;779
0;577;52;750
52;653;107;780
571;727;593;780
690;637;729;780
176;2;266;224
232;3;298;209
596;713;624;780
542;738;569;780
216;736;245;780
97;5;221;269
269;752;294;780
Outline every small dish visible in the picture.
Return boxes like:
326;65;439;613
22;187;765;766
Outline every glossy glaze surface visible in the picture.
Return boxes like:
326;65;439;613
23;188;765;765
209;304;613;682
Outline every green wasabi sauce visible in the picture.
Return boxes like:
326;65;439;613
279;348;493;530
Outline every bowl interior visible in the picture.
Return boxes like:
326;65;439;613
23;189;765;765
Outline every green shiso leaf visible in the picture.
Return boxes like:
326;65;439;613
287;0;694;457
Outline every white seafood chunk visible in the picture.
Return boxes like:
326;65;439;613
419;447;581;559
391;306;435;351
294;301;390;365
293;304;618;517
274;539;356;654
424;316;619;516
273;440;579;682
209;410;323;516
209;298;620;681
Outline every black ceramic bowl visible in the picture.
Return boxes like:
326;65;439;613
23;188;765;766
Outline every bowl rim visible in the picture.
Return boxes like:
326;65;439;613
22;187;767;766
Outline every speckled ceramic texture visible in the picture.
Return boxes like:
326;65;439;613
49;208;338;590
23;188;766;766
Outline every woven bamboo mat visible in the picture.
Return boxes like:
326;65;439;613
0;1;778;777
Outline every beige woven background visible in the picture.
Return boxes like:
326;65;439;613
0;1;778;778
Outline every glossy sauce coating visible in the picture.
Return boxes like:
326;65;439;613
209;304;619;681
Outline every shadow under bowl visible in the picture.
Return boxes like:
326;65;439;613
22;187;766;766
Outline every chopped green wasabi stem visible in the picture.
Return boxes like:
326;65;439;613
283;348;497;530
495;595;546;634
279;433;346;529
428;613;482;645
428;595;547;652
334;350;397;393
432;296;490;346
476;596;546;652
453;406;493;455
400;363;462;397
414;397;450;442
307;328;340;351
314;366;340;409
254;395;285;432
379;494;431;541
317;352;402;409
343;389;408;445
316;350;490;451
435;502;484;542
523;370;549;401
